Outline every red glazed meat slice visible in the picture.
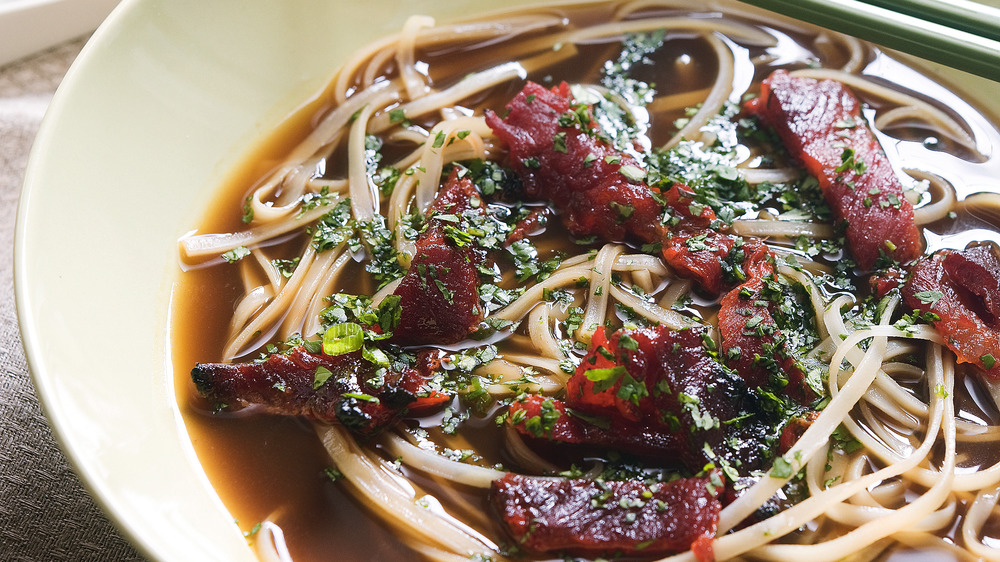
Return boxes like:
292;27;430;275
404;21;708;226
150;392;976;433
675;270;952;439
487;81;742;296
902;246;1000;377
485;81;663;244
657;184;739;296
490;472;720;556
661;231;736;298
566;326;737;425
191;347;450;434
510;326;778;474
746;70;922;270
717;240;815;403
507;393;689;462
943;245;1000;323
390;170;486;345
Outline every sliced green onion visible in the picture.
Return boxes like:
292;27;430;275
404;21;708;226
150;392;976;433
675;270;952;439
343;392;380;403
322;323;364;356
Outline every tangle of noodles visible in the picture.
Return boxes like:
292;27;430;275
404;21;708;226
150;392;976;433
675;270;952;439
174;1;1000;560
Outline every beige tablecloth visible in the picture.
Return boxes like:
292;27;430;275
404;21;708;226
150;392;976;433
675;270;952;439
0;39;143;561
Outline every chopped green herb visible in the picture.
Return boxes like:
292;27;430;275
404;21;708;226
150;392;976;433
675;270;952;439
616;372;649;405
618;334;639;351
984;354;997;370
242;522;262;538
222;246;251;263
770;456;794;479
553;131;568;153
523;398;561;438
619;165;646;183
324;467;344;482
834;117;857;129
834;147;867;176
609;201;635;222
431;130;446;149
585;365;627;393
389;108;407;124
313;365;334;389
272;257;300;278
241;196;254;224
913;290;943;308
362;345;391;367
311;199;355;251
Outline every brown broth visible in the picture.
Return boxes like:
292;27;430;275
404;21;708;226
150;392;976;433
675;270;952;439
174;166;424;560
173;2;1000;560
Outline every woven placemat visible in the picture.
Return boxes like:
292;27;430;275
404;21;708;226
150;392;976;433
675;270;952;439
0;38;144;561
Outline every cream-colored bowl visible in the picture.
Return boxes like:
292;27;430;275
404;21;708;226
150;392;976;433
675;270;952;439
13;0;999;560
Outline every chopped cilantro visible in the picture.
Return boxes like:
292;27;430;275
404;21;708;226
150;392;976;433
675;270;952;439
553;131;568;153
770;456;794;479
311;199;355;251
313;365;334;389
600;28;665;107
913;290;943;308
389;108;407;124
431;130;446;149
619;165;646;183
523;399;561;438
618;334;639;351
616;372;649;405
355;215;404;289
834;147;867;176
984;354;997;370
222;246;251;263
241;195;254;224
585;365;627;393
272;257;300;278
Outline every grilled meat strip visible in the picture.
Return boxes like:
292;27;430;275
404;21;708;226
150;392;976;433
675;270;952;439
192;346;450;435
490;472;720;557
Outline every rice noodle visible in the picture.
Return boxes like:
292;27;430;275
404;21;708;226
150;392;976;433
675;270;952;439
316;424;500;558
179;203;333;259
662;33;733;149
578;243;624;342
413;116;493;211
382;431;504;488
737;167;800;184
731;218;834;239
368;63;527;135
397;16;436;101
347;90;399;221
908;169;957;225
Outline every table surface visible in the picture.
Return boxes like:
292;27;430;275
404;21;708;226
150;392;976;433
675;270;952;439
0;38;143;561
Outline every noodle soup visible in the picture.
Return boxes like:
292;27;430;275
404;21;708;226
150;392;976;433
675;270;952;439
175;1;1000;559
